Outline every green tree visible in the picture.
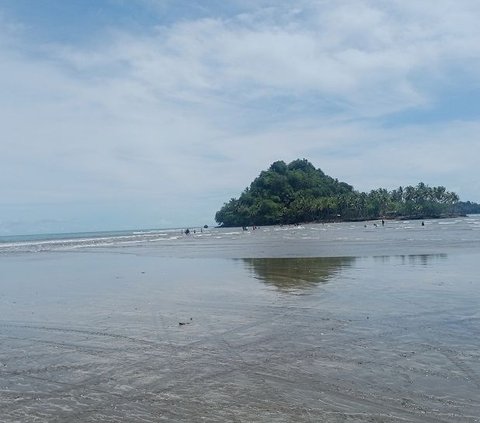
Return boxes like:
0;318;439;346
215;159;461;226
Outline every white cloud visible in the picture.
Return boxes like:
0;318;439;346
1;0;480;232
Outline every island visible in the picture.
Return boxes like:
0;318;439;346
215;159;478;227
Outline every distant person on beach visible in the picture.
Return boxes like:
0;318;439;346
382;219;385;226
185;228;190;235
421;221;425;226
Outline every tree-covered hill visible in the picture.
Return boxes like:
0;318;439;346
215;159;464;227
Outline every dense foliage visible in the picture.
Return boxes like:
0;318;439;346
215;159;463;227
453;201;480;215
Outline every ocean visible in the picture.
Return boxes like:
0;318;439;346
1;215;479;257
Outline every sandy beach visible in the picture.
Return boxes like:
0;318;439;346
1;219;480;422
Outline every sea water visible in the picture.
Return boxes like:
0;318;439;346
1;216;479;257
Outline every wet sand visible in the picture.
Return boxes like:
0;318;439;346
1;243;480;422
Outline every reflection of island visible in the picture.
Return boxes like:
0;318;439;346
373;254;447;266
242;257;355;291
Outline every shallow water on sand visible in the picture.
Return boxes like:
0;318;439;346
1;218;480;422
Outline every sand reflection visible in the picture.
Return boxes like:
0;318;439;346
242;257;355;291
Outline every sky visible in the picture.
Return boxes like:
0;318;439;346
1;0;480;235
